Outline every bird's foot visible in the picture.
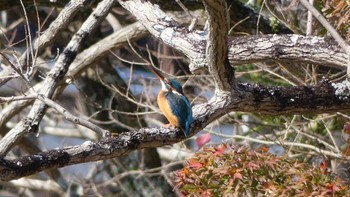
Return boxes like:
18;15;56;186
164;123;176;129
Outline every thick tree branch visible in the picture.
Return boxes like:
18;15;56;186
0;0;117;157
2;79;350;181
202;0;232;92
117;0;207;68
0;128;181;181
117;0;346;73
227;34;346;70
299;0;350;77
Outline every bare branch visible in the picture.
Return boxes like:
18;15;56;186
0;22;147;139
1;78;350;180
0;0;69;11
67;22;147;77
0;95;35;103
5;179;64;195
0;0;117;157
0;0;93;86
36;94;110;138
202;0;233;92
227;34;346;70
0;23;147;152
306;0;314;35
0;127;183;181
117;0;347;74
299;0;350;76
117;0;207;69
0;52;30;83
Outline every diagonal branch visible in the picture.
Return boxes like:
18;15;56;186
36;94;110;137
0;127;184;181
117;0;207;69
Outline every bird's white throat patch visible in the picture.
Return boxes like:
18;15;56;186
160;80;167;91
172;90;182;95
160;80;182;95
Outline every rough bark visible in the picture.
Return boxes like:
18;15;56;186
203;0;232;91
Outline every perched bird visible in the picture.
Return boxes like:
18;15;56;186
147;65;193;137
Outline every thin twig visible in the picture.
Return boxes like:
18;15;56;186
256;0;266;34
36;94;110;138
321;119;340;153
299;0;350;77
222;134;344;159
0;52;30;83
306;0;314;35
0;95;35;103
175;0;198;31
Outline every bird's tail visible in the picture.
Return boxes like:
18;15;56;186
184;121;190;137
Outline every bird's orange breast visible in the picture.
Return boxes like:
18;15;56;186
157;90;180;127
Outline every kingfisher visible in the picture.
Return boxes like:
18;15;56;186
146;65;193;137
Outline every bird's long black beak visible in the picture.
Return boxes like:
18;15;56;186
146;64;179;93
146;64;166;83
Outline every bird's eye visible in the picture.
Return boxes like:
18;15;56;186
165;80;171;86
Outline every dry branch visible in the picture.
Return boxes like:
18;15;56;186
0;22;147;133
0;0;117;157
299;0;350;76
36;94;110;137
1;77;350;181
117;0;347;73
227;34;346;69
0;0;93;86
202;0;233;92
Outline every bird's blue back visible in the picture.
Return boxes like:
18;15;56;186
164;79;192;137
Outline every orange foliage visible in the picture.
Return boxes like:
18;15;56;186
175;145;349;196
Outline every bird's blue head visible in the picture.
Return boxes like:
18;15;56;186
161;78;184;95
167;79;184;95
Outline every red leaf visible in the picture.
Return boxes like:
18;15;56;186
202;190;211;197
261;146;269;152
344;122;350;134
233;172;243;180
214;144;227;155
327;184;340;192
189;162;203;168
320;160;328;174
196;133;211;148
247;162;259;171
188;159;203;169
